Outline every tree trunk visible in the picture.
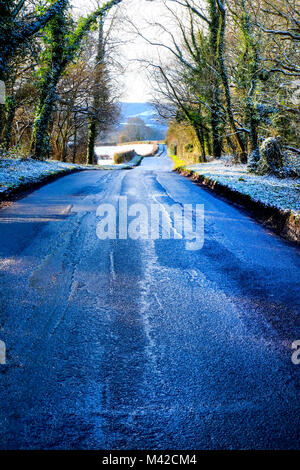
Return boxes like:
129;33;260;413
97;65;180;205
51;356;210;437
30;5;67;160
86;17;105;165
210;98;223;158
208;0;223;158
204;129;212;156
240;0;260;160
72;120;77;163
4;95;16;150
195;126;206;162
31;81;58;159
216;0;247;161
87;117;97;164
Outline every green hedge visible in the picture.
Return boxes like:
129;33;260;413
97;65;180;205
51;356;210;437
114;150;136;164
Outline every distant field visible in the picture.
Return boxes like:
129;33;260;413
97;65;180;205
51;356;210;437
95;143;155;165
118;141;157;146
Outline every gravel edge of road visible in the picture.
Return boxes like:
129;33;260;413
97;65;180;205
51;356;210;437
175;166;300;245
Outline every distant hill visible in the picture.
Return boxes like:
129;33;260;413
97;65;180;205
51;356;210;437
120;102;167;134
100;102;167;143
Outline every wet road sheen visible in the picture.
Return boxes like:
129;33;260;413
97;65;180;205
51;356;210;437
0;149;299;449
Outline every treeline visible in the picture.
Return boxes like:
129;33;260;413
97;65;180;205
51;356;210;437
0;0;123;163
118;117;164;143
149;0;299;174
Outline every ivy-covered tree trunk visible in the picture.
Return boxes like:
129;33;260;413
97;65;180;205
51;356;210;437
216;0;247;162
31;0;123;160
72;119;77;163
31;80;60;159
204;128;212;156
0;0;69;147
195;125;206;161
0;0;15;140
3;94;16;150
87;17;105;165
240;0;260;165
210;95;223;158
87;118;97;164
3;70;20;149
208;0;223;159
31;3;67;160
0;77;17;150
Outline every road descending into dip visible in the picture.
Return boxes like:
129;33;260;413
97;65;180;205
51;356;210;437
0;146;299;449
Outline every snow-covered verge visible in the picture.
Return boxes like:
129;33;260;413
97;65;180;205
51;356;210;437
186;158;300;213
171;155;300;243
0;153;144;201
0;157;98;200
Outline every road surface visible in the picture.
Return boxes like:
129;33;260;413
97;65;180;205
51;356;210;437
0;147;299;449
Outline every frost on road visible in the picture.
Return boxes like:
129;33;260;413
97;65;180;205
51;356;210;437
0;150;299;450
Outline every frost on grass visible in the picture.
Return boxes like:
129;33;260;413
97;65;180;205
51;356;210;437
187;157;300;214
0;154;137;195
95;143;154;166
0;157;92;194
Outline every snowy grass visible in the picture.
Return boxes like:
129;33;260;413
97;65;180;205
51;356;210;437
0;152;142;197
185;158;300;214
115;144;154;156
0;157;98;195
95;143;154;166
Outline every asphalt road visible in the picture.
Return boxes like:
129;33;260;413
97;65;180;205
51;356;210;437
0;148;299;449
